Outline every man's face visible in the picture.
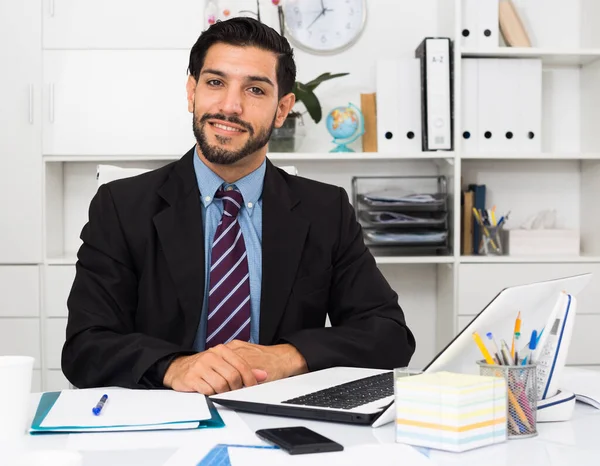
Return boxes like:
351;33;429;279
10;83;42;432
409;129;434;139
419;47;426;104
186;43;294;165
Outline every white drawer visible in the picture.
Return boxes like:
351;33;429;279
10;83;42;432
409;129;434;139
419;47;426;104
32;369;42;393
45;318;67;370
457;314;600;365
45;370;71;392
0;318;41;368
458;263;600;316
0;266;40;317
45;266;76;317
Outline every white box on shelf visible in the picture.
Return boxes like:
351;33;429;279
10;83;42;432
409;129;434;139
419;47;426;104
506;229;580;256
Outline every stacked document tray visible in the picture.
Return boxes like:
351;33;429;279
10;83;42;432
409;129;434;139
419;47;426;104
352;176;450;256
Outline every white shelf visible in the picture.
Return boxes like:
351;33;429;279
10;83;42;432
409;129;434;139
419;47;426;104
375;256;454;265
42;152;455;163
461;152;600;160
461;47;600;66
45;256;77;265
460;256;600;264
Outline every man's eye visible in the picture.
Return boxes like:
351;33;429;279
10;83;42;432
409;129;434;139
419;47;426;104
249;87;264;95
207;80;222;86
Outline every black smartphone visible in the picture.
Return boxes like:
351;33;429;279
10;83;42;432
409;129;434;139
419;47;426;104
255;426;344;455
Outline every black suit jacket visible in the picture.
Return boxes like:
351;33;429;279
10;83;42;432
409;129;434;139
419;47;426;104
62;148;416;389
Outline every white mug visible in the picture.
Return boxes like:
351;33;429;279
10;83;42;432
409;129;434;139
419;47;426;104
16;450;83;466
0;356;35;440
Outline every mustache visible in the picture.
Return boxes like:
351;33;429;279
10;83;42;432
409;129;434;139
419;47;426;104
200;113;254;135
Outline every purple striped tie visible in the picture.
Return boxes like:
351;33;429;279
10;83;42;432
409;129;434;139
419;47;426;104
205;187;251;348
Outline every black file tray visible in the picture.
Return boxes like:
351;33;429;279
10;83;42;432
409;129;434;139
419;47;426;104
359;211;447;229
357;192;447;212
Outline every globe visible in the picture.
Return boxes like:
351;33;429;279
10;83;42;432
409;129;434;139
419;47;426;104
325;103;365;152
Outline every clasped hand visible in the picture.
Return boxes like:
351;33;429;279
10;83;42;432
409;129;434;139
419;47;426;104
163;341;307;395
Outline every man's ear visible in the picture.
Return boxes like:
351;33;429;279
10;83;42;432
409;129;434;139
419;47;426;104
186;75;197;113
274;92;296;128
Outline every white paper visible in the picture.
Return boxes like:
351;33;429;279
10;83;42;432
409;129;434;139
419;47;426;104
69;409;254;452
41;388;210;429
560;367;600;409
228;443;433;466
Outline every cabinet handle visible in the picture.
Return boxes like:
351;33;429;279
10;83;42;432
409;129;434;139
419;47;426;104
49;0;55;17
49;83;55;124
29;84;34;124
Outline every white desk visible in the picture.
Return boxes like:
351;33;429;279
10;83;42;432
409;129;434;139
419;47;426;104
1;394;600;465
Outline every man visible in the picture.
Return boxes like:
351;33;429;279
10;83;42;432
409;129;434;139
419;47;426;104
62;17;415;395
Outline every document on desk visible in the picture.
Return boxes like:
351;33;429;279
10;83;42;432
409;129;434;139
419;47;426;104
560;367;600;409
227;443;433;466
33;388;211;433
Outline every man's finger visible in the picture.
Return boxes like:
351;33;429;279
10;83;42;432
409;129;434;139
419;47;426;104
202;369;231;394
252;369;268;383
211;345;258;388
191;378;216;396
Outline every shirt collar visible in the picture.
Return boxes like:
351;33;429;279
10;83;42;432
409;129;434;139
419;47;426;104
193;146;266;213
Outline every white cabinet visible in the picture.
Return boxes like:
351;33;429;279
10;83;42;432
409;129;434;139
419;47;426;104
0;266;40;317
0;0;42;263
43;0;206;49
44;266;75;317
45;318;67;370
0;319;41;369
43;51;195;156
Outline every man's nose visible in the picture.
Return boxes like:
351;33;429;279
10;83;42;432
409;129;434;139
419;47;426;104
219;87;243;115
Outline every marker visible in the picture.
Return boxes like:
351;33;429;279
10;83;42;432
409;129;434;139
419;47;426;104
92;394;108;416
472;332;495;365
486;332;502;365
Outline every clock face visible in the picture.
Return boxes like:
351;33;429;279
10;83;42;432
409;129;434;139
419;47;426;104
283;0;367;54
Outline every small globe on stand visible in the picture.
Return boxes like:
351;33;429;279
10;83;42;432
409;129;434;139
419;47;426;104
325;103;365;153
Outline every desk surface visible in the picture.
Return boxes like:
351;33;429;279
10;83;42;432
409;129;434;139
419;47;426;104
1;394;600;465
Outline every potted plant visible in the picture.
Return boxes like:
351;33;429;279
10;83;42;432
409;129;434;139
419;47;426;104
269;72;349;152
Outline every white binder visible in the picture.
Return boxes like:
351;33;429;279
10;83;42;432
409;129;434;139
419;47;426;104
462;0;499;49
477;0;500;49
461;59;479;154
514;58;542;153
415;38;453;151
375;58;422;153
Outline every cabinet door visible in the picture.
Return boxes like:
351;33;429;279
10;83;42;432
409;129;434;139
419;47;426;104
43;0;205;49
0;266;40;317
0;319;41;369
0;1;42;263
43;50;195;156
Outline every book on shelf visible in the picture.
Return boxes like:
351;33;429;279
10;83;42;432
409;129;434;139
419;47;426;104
361;92;378;152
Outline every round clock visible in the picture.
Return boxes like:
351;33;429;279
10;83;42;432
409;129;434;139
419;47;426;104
282;0;367;54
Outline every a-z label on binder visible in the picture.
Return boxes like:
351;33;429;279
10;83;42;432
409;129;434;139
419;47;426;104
415;37;453;151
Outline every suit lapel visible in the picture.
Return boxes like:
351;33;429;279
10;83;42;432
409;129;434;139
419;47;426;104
259;160;309;344
153;148;205;346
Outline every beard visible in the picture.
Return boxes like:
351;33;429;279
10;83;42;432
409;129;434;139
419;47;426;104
193;111;276;165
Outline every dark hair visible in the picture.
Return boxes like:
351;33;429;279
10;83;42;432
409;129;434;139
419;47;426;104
188;17;296;99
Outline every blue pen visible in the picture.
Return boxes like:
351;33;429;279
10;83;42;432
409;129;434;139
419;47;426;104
92;394;108;416
522;330;538;365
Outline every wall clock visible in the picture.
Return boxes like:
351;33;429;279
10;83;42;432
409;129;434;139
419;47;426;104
282;0;367;54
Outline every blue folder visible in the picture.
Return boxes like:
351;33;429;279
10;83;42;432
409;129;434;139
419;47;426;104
30;391;224;435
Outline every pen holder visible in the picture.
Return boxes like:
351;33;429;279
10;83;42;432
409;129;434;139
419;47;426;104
478;225;504;256
478;361;538;439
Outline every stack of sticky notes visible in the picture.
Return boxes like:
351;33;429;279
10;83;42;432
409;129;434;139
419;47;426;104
395;372;507;452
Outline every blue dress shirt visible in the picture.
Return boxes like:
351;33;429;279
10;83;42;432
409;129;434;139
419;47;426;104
192;148;264;351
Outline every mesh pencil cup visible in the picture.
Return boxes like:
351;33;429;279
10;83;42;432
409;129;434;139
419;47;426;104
478;361;538;439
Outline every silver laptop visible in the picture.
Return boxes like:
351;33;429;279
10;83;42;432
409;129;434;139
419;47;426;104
210;273;592;428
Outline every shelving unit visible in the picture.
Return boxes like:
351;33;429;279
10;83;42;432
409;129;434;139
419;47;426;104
2;0;600;391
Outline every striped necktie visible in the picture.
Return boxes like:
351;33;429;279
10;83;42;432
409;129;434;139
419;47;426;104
205;187;251;348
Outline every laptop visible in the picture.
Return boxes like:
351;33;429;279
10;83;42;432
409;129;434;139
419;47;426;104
210;273;592;428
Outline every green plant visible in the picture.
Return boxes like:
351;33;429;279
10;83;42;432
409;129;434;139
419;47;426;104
290;72;349;124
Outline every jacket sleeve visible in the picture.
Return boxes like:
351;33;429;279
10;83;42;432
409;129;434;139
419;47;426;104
61;184;192;389
279;188;416;371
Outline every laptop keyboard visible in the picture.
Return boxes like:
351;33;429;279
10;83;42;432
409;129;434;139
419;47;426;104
281;372;394;410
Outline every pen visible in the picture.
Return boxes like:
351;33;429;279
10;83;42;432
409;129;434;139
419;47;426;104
511;311;521;360
472;208;498;250
472;332;495;365
92;394;108;416
501;340;514;366
486;332;502;365
521;329;537;365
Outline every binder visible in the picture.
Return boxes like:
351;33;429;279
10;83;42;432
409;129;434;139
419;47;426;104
467;184;486;255
415;37;453;151
462;0;499;49
375;59;422;153
514;58;542;153
30;390;224;434
477;58;503;153
360;93;378;152
461;59;479;154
